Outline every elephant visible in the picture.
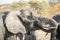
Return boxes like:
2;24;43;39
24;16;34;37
3;8;58;40
19;9;58;40
3;8;41;40
30;17;58;40
20;9;58;31
4;9;40;40
18;9;58;40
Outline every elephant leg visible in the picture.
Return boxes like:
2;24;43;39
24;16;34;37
51;29;57;40
6;34;22;40
17;33;26;40
30;31;36;40
25;31;36;40
5;31;17;40
17;33;23;40
25;34;32;40
23;35;25;40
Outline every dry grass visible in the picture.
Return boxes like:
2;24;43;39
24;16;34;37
0;8;6;12
0;3;60;18
40;3;60;18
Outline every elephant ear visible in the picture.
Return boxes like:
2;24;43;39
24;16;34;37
39;17;58;31
5;11;26;34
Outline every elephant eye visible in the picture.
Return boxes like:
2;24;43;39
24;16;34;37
27;16;34;20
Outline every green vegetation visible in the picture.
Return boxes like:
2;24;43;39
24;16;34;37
11;0;51;15
11;2;20;10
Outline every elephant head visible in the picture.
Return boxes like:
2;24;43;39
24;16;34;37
19;9;58;32
35;17;58;32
